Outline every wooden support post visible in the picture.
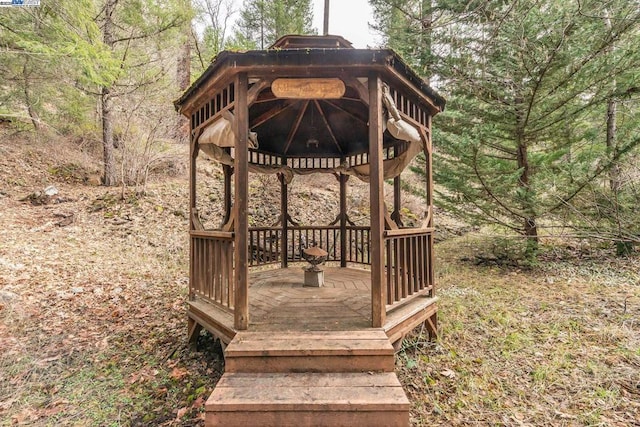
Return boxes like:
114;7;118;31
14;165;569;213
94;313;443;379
391;176;402;226
339;173;348;267
426;117;433;221
426;311;438;341
280;173;289;268
189;131;199;301
187;317;202;349
369;73;386;328
234;73;249;330
426;115;435;296
222;162;232;225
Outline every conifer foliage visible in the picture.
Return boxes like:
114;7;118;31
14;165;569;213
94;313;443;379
372;0;640;256
229;0;315;50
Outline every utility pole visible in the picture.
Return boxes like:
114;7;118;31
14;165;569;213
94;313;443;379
323;0;330;35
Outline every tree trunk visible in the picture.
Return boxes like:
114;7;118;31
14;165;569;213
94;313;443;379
176;22;191;143
101;0;117;186
515;95;538;256
604;10;620;194
606;98;619;192
101;86;116;186
22;60;40;131
420;0;432;83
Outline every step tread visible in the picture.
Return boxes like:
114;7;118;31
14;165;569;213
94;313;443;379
206;372;409;412
216;372;402;388
226;330;394;357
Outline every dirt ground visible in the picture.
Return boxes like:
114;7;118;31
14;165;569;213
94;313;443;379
1;132;639;426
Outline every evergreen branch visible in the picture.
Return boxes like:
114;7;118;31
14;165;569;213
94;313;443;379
523;21;573;131
111;17;182;45
471;146;526;221
549;136;640;213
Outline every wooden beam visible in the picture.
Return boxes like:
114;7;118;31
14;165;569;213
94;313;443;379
234;72;249;330
314;100;343;155
383;228;434;238
250;100;298;129
369;73;386;328
391;176;402;226
418;127;431;156
187;317;203;349
189;130;199;303
344;76;369;104
322;100;367;124
283;100;309;154
191;230;234;239
191;212;204;231
247;78;272;106
426;114;435;302
222;161;232;225
425;116;433;219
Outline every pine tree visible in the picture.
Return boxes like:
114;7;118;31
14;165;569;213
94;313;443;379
0;2;117;130
229;0;315;50
371;0;640;257
92;0;191;185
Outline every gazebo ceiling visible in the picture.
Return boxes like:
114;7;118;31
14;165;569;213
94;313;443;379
175;35;446;159
249;85;375;157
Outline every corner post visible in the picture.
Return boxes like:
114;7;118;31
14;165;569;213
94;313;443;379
426;116;434;292
280;172;289;268
234;73;249;330
391;175;402;226
189;127;198;302
369;73;386;328
339;173;348;267
222;163;232;224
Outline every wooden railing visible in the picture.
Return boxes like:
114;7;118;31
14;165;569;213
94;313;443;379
248;227;282;266
190;230;234;310
191;225;432;315
247;225;371;267
287;226;341;262
346;226;371;265
384;228;434;306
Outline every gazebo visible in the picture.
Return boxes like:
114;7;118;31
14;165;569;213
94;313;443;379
175;35;445;425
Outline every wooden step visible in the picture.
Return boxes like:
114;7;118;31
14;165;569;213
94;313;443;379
206;372;410;427
224;330;395;373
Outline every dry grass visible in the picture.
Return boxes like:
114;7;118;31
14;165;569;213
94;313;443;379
1;131;639;426
398;234;640;426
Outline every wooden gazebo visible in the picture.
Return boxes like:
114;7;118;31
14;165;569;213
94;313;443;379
175;35;445;426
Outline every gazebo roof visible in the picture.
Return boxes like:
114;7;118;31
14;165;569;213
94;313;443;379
175;35;445;159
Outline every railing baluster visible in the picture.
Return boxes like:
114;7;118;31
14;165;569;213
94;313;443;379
412;236;418;293
386;239;392;305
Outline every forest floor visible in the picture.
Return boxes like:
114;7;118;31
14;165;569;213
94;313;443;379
1;131;639;426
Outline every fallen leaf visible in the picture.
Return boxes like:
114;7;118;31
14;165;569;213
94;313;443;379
192;396;204;409
170;366;188;381
440;369;456;379
176;406;189;419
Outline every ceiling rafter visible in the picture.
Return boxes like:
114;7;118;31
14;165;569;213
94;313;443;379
250;100;299;129
314;100;343;155
283;100;310;154
322;100;367;124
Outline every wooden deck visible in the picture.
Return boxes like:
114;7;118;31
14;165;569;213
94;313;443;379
188;266;437;347
206;330;409;426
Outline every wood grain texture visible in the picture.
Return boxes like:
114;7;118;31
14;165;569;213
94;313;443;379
369;73;386;328
233;73;249;330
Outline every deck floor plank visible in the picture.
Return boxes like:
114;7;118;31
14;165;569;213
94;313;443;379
188;267;437;346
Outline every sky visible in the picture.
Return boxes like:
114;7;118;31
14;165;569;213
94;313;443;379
229;0;380;48
310;0;380;48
